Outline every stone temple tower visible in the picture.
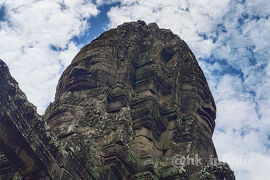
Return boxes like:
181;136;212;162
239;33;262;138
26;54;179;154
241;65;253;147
0;21;235;179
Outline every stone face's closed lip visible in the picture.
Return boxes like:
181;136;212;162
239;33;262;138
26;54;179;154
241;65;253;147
198;105;215;131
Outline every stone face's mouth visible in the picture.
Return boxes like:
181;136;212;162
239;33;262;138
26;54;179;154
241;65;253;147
197;104;216;131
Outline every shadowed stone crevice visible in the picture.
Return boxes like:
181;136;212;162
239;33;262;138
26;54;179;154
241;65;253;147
0;20;235;179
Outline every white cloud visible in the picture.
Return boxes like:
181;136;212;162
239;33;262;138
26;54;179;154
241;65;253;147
107;0;270;179
96;0;120;6
107;0;231;57
0;0;99;113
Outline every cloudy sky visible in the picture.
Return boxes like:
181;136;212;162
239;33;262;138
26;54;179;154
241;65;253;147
0;0;269;179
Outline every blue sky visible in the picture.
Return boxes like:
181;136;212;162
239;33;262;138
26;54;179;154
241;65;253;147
0;4;6;22
0;0;269;179
72;2;120;46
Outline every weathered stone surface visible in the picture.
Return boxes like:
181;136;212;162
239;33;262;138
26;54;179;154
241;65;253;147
0;59;94;180
0;21;235;179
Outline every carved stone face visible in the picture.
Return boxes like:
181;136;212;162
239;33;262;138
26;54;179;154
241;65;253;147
56;46;118;98
55;44;137;101
46;21;218;177
0;23;235;180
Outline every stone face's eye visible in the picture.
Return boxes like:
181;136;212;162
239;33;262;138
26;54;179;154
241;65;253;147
69;67;89;77
71;62;78;67
161;47;175;62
